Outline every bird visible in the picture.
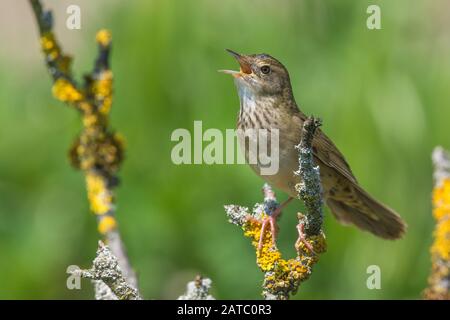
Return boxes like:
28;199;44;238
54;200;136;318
220;49;406;250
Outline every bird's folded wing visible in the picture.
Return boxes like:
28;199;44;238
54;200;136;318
293;113;358;184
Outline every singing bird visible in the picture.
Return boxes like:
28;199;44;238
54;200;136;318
220;49;406;249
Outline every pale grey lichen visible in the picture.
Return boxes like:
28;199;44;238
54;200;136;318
294;117;324;236
252;202;267;220
93;280;118;300
432;146;450;187
178;276;215;300
224;185;278;226
224;205;249;227
71;241;141;300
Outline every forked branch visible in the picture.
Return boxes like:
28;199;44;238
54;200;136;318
29;0;139;296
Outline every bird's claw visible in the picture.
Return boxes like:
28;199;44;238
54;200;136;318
258;215;279;252
295;222;315;254
256;197;294;253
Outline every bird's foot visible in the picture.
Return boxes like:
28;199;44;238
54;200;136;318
258;214;279;252
295;221;315;254
256;197;294;252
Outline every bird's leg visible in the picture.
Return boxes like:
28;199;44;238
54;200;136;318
258;217;271;251
295;220;315;254
271;196;294;219
258;196;294;252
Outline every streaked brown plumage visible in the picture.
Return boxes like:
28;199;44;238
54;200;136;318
221;50;406;240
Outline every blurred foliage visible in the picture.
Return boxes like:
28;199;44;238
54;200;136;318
0;0;448;299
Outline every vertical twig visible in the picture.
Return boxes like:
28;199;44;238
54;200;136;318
295;117;324;236
423;147;450;300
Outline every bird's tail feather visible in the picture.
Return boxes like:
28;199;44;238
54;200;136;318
326;186;406;239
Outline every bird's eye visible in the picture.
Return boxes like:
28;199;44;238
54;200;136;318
260;65;271;74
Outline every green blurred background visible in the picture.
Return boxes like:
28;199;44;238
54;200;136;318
0;0;448;299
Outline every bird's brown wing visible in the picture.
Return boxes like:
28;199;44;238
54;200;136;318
292;113;357;184
292;112;406;239
312;129;358;184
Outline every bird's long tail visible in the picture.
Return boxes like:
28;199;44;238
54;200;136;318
326;185;406;239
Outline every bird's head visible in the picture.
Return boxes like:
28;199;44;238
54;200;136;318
220;49;292;96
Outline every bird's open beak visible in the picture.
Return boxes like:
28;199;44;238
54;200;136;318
218;49;252;77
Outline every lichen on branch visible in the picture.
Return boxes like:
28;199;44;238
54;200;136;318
178;275;215;300
71;241;141;300
423;146;450;300
29;0;138;294
295;117;324;236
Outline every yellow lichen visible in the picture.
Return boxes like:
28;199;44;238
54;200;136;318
99;97;112;115
96;29;112;47
243;216;281;271
92;70;113;115
34;6;123;243
424;177;450;299
40;33;55;50
40;32;60;58
296;233;327;257
242;213;326;298
431;179;450;260
432;179;450;220
114;133;126;149
52;78;83;103
83;114;99;127
78;101;93;114
431;217;450;261
98;216;117;234
86;173;112;215
432;219;450;261
40;31;73;75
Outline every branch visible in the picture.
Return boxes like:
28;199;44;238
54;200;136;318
178;275;215;300
423;147;450;300
71;241;141;300
224;116;326;300
30;0;139;294
295;117;324;236
93;280;118;300
432;146;450;187
29;0;74;83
